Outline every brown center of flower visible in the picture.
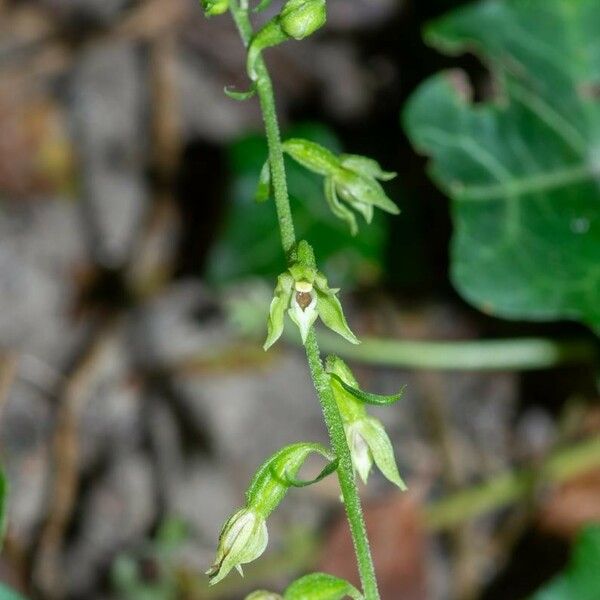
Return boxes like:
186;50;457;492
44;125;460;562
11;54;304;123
295;291;313;311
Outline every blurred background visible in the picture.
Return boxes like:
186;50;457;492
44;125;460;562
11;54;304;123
0;0;598;598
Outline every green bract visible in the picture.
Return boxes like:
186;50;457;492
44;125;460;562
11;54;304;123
326;356;406;490
200;0;229;16
246;573;364;600
264;241;359;348
285;573;364;600
208;442;337;585
282;139;399;235
247;0;326;80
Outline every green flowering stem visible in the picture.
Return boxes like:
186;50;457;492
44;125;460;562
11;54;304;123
304;330;379;600
229;0;296;257
228;2;379;597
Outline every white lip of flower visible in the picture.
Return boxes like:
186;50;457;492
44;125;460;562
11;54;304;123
288;283;318;343
348;421;373;484
206;508;268;585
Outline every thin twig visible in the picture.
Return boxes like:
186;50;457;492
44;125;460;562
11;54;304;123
33;319;119;599
424;434;600;531
0;353;18;421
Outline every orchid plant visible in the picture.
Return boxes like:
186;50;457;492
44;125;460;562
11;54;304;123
200;1;404;597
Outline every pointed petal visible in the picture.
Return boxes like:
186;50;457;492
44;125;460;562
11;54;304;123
282;138;340;176
325;178;358;235
236;564;244;577
264;273;293;350
315;288;360;345
361;417;407;491
340;154;397;181
338;170;400;215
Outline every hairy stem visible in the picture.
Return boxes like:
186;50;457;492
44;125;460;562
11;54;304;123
304;329;380;599
229;2;379;597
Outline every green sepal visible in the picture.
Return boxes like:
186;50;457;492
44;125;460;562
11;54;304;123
224;85;257;101
283;138;340;176
324;177;358;235
340;154;397;181
255;159;271;203
246;442;336;516
279;0;326;41
264;272;294;350
284;572;364;600
206;508;268;585
329;373;405;406
314;273;359;345
335;169;400;216
351;417;407;490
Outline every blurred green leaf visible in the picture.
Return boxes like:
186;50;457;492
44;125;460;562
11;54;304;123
207;123;388;287
403;0;600;331
0;584;27;600
532;524;600;600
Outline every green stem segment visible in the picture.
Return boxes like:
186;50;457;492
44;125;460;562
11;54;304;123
229;2;380;598
304;330;380;599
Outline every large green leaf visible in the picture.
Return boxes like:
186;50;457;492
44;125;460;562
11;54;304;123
206;123;387;287
403;0;600;331
532;524;600;600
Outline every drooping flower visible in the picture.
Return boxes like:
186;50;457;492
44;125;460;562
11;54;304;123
281;139;399;235
206;508;268;585
208;442;337;586
326;356;406;490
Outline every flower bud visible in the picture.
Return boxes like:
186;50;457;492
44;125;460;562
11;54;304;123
206;508;268;585
247;0;326;80
280;0;327;41
200;0;229;16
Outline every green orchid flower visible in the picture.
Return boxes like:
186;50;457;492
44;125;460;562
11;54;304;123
264;241;359;349
208;442;336;585
280;139;399;235
326;356;406;490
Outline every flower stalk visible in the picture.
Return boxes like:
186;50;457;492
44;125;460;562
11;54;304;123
205;1;402;597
